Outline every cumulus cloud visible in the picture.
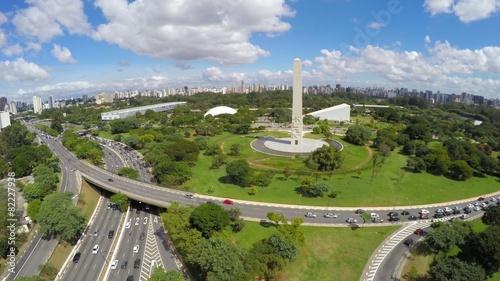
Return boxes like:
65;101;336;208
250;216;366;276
312;42;500;96
425;35;431;43
92;0;294;64
12;0;91;42
51;44;77;63
2;44;23;57
424;0;500;22
0;58;50;81
368;22;384;30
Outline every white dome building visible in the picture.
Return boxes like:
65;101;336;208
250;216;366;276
204;106;237;117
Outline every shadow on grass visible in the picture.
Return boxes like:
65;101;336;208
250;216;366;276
259;220;274;228
411;242;434;257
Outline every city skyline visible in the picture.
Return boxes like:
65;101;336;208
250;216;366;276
0;0;499;101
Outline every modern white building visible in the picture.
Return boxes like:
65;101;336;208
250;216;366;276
0;111;11;131
9;101;17;114
33;96;43;114
48;95;55;109
204;106;237;117
307;103;351;122
101;102;187;120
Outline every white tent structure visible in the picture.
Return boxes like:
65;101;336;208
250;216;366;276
307;103;351;121
204;106;237;117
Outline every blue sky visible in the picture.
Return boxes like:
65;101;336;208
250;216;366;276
0;0;500;102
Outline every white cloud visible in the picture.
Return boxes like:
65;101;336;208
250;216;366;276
0;58;50;81
0;12;7;25
425;35;431;43
2;44;23;57
92;0;294;64
12;0;91;42
424;0;500;22
51;44;77;63
368;22;384;30
0;30;6;48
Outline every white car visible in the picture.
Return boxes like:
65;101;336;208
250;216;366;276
420;209;429;215
133;245;139;253
467;203;475;209
444;207;452;212
461;214;470;219
92;244;99;254
305;212;317;218
370;213;379;218
125;221;131;229
110;260;118;269
324;213;337;218
346;218;358;224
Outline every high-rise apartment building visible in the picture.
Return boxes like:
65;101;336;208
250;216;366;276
9;101;17;114
0;97;7;112
33;96;43;114
48;95;55;109
0;111;11;131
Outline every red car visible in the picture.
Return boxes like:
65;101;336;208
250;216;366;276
414;228;424;235
223;199;234;205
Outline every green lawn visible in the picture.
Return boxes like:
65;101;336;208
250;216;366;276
185;132;500;206
232;221;398;281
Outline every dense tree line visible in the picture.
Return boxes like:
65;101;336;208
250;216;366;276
425;206;500;280
61;130;104;165
161;203;303;281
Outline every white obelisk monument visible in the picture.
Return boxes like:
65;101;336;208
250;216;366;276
291;58;303;146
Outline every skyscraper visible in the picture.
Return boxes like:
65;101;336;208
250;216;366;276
0;97;7;112
0;111;10;131
48;95;55;109
9;101;17;114
33;96;43;114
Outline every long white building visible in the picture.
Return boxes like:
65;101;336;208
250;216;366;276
307;103;351;122
101;102;187;120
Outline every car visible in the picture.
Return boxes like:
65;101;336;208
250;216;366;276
223;199;234;205
370;213;379;218
106;202;112;209
125;221;131;229
433;213;444;218
403;238;414;246
414;228;424;235
121;261;128;269
452;209;461;215
474;206;481;211
466;203;475;209
372;218;383;223
324;213;337;218
388;216;400;222
136;209;140;214
481;202;488;208
134;258;141;268
108;178;113;182
435;208;444;213
444;207;452;213
185;194;194;199
408;215;418;220
305;212;317;218
108;230;114;239
92;244;99;254
145;204;150;210
127;275;134;281
355;209;364;214
133;245;139;253
72;252;81;263
401;210;410;216
478;196;485;201
139;232;145;240
388;211;399;217
463;208;472;214
110;259;118;269
346;218;358;223
461;214;470;219
420;209;429;214
93;228;99;236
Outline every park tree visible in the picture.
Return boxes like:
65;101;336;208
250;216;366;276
344;125;372;145
204;143;223;156
406;156;426;173
149;267;185;281
190;203;231;238
226;159;251;186
429;256;486;281
448;160;474;181
469;225;500;275
210;155;226;169
165;139;200;162
402;123;432;143
426;221;471;252
27;199;42;222
118;167;139;180
36;192;86;243
301;181;330;197
153;159;192;186
110;193;129;212
277;217;305;246
0;123;34;148
229;144;242;156
267;233;298;261
190;238;248;281
482;205;500;225
50;111;64;133
283;167;292;180
267;212;286;225
305;145;344;171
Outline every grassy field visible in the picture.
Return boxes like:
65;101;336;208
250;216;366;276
46;179;100;270
185;132;500;206
232;221;399;281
